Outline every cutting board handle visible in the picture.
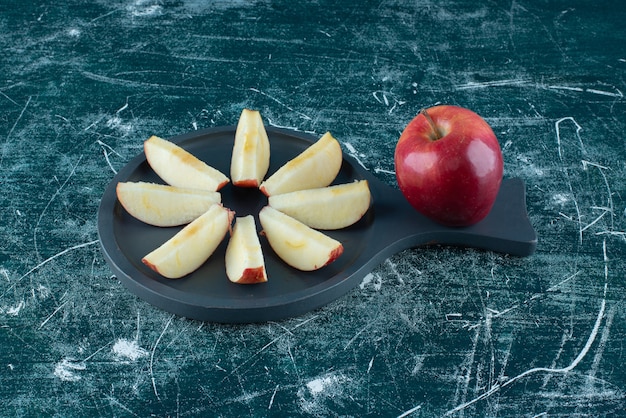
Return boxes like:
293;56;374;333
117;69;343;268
364;176;538;259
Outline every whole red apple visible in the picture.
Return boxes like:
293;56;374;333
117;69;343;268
394;105;503;227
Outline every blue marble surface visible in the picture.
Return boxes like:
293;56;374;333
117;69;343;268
1;1;625;416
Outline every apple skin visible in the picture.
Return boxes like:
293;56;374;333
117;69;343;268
394;105;503;227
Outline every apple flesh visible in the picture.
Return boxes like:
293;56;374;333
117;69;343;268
125;111;362;281
144;135;229;191
259;132;342;196
116;181;221;227
259;206;343;271
230;109;270;188
142;204;234;279
268;180;371;230
394;105;503;227
225;215;268;284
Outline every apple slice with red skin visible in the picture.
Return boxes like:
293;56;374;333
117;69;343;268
259;132;342;196
230;109;270;188
259;206;343;271
394;105;503;227
116;181;221;227
142;204;234;279
225;215;268;284
144;135;229;191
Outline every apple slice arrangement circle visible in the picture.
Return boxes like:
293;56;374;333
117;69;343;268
118;109;369;281
98;108;537;323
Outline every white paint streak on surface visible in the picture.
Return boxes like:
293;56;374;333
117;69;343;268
397;404;422;418
67;28;81;37
441;243;611;416
128;0;163;18
456;79;531;89
555;116;585;244
96;139;122;174
359;272;382;290
54;358;86;382
249;87;312;120
374;167;395;174
1;240;99;299
150;315;174;401
343;142;368;170
303;371;347;399
112;338;148;361
4;300;25;316
455;80;624;99
39;300;69;329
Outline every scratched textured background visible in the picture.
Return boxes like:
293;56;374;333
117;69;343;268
1;0;625;416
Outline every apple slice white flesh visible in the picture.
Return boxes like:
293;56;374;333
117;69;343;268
230;109;270;188
259;206;343;271
225;215;268;284
116;181;221;227
259;132;342;196
142;204;234;279
144;135;229;191
268;180;371;230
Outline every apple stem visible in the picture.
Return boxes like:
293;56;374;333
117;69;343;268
420;108;443;140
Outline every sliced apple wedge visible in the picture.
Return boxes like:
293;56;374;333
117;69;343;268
259;132;342;196
268;180;371;230
230;109;270;188
225;215;268;284
142;204;234;279
116;181;221;227
259;206;343;271
144;135;229;191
